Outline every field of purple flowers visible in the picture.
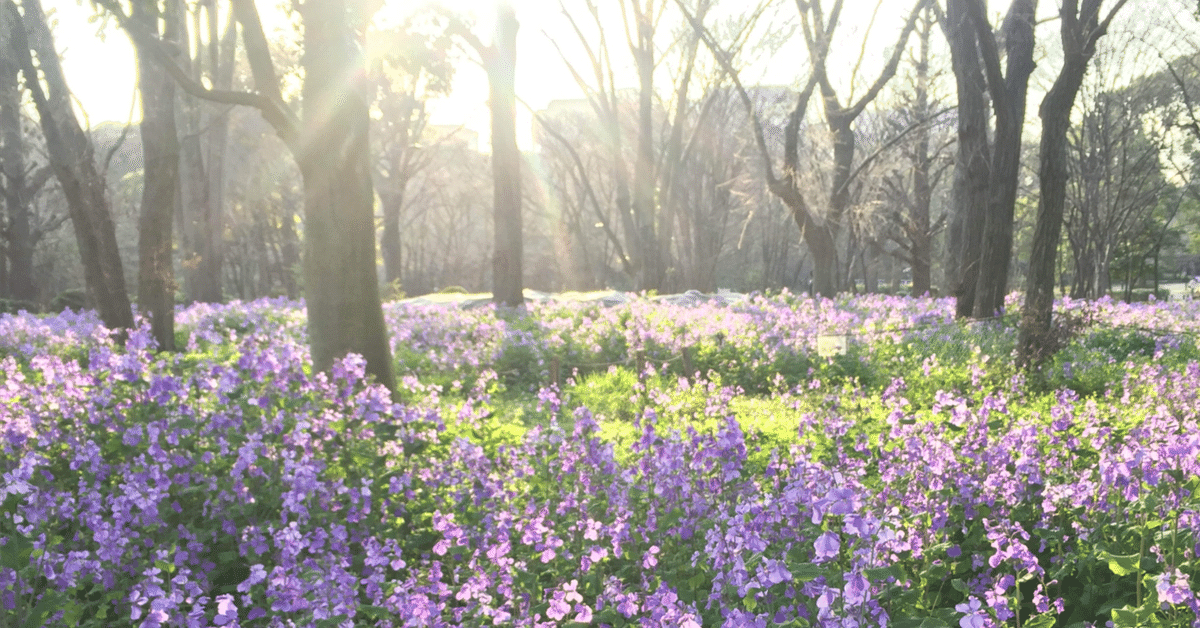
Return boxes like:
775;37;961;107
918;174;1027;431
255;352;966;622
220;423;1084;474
2;292;1200;628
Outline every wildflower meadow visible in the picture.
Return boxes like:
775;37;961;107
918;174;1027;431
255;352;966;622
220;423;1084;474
3;292;1200;628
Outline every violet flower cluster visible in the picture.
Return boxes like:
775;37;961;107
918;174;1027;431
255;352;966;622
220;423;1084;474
1;293;1198;627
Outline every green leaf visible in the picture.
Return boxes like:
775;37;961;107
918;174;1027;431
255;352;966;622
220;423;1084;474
19;592;65;628
1024;614;1057;628
790;562;825;582
864;565;904;582
742;594;757;612
358;605;390;619
1100;552;1141;576
1111;607;1139;628
0;534;34;571
950;578;969;594
893;618;951;628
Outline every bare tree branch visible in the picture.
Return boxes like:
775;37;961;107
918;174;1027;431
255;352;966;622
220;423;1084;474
90;0;299;146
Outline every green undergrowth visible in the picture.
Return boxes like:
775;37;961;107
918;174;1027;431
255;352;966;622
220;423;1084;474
412;317;1200;483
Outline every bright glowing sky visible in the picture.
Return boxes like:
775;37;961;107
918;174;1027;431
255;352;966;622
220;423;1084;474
35;0;1164;151
41;0;587;149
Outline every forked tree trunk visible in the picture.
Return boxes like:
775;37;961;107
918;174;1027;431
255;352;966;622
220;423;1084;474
298;0;395;390
134;0;180;351
1019;0;1128;365
488;5;523;307
6;0;133;331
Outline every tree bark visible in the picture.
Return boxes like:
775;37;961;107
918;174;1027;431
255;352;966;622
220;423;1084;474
1019;0;1129;365
943;0;990;317
6;0;134;331
488;4;523;307
972;0;1037;318
134;0;180;350
0;6;35;302
298;0;395;390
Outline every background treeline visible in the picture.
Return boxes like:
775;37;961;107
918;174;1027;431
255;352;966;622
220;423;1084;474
3;0;1200;367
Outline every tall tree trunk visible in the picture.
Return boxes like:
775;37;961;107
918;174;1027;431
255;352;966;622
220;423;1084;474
134;0;180;351
805;221;839;299
910;11;935;298
910;148;933;297
488;4;523;307
5;0;134;331
0;8;35;302
1019;0;1128;365
1021;71;1085;360
180;8;234;304
379;95;422;290
280;186;300;299
944;0;990;317
972;0;1037;318
632;13;660;292
380;187;404;288
298;0;396;390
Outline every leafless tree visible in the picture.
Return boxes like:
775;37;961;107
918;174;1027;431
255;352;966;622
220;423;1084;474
679;0;928;297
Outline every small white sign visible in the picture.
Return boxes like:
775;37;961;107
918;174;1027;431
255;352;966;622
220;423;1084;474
817;334;849;357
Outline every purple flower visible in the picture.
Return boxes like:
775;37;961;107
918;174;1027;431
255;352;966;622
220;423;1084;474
236;564;267;593
843;571;870;606
643;545;660;569
956;597;987;628
1157;568;1195;606
814;532;840;562
762;559;791;585
213;594;238;626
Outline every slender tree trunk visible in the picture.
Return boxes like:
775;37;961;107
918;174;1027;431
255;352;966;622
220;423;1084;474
379;95;421;290
279;187;300;299
0;10;35;302
381;187;405;288
911;156;933;297
632;16;660;292
6;0;134;331
298;0;395;389
1019;56;1092;363
973;0;1037;318
134;0;180;350
910;13;934;298
488;4;523;307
